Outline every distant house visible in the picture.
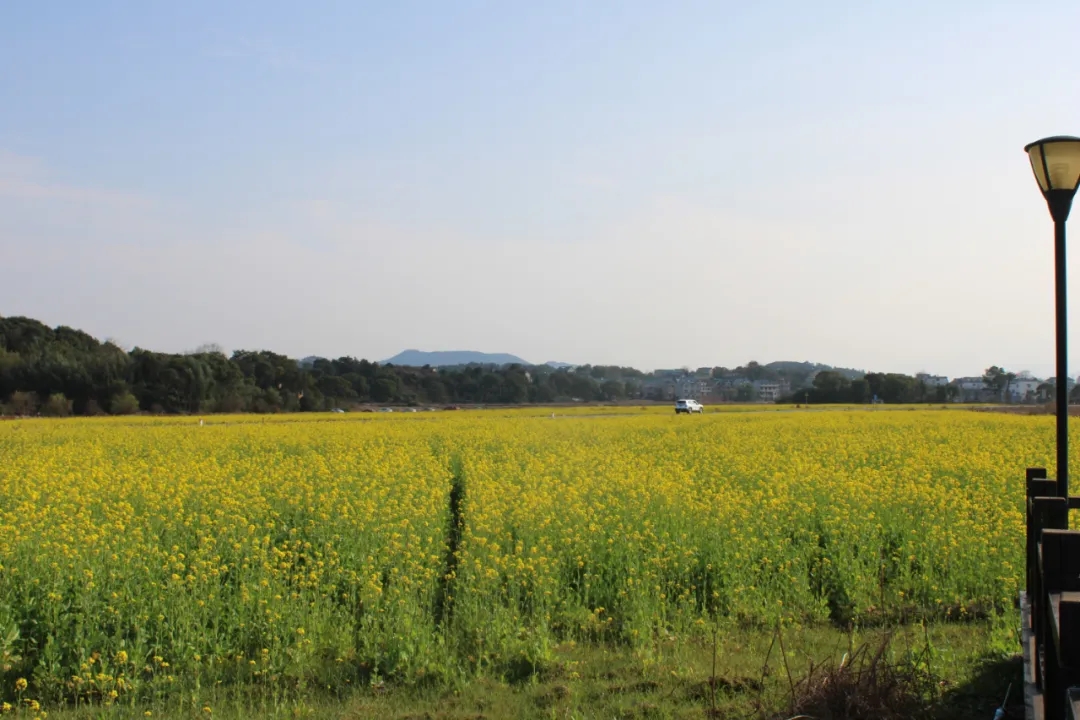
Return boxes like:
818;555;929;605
710;376;750;401
1038;377;1077;394
675;376;713;400
1009;378;1041;402
752;380;788;402
951;377;988;402
916;373;949;387
642;381;671;401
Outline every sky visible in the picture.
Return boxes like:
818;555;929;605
2;1;1080;377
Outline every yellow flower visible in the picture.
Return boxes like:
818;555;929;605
0;407;1037;704
13;678;26;692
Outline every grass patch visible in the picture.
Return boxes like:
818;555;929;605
34;618;1020;719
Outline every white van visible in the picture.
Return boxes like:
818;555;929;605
675;399;704;414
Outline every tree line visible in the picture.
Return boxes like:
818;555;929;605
782;367;1080;405
778;370;953;404
0;316;647;415
3;315;1055;416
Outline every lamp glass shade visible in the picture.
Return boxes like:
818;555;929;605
1026;137;1080;193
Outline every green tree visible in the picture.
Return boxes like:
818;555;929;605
371;377;399;403
500;369;529;403
110;392;140;415
600;379;625;400
982;366;1016;402
7;391;38;416
813;371;852;400
317;375;356;402
41;393;72;417
422;375;449;404
1038;382;1054;403
743;361;766;382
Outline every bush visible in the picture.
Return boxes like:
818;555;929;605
6;391;39;416
110;392;140;415
40;393;72;417
773;634;940;720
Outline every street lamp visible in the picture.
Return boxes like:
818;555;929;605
1025;136;1080;501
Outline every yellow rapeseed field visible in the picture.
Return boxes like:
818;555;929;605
0;409;1051;708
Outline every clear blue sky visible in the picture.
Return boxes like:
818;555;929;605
2;1;1079;376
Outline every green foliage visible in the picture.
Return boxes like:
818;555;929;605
0;314;698;415
40;393;72;417
0;313;967;415
7;621;1013;720
110;392;140;415
780;371;950;405
982;366;1017;402
6;391;38;416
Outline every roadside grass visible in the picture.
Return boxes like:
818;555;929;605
34;618;1020;720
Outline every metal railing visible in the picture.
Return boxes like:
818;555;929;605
1023;467;1080;720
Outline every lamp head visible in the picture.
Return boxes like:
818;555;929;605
1026;136;1080;222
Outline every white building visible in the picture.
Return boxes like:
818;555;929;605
752;380;789;402
951;377;987;402
916;374;949;387
1008;378;1041;401
754;383;782;401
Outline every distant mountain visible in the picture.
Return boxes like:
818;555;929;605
383;350;531;367
545;361;574;369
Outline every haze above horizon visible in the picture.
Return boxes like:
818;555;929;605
2;1;1079;379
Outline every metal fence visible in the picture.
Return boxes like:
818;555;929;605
1023;466;1080;720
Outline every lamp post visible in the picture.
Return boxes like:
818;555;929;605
1025;136;1080;501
